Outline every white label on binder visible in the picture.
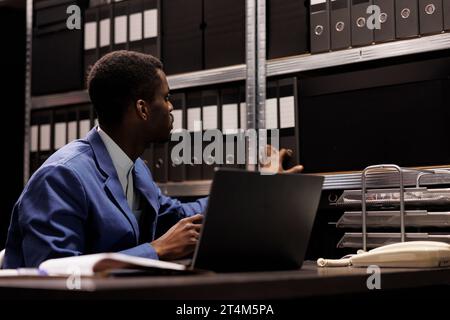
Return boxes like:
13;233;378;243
40;124;51;151
172;109;183;132
240;102;247;130
129;12;143;41
311;0;326;5
144;9;158;39
100;19;111;47
222;103;238;134
187;108;201;132
114;16;127;44
279;96;295;128
84;22;97;50
202;105;218;130
79;119;91;138
265;98;278;129
68;121;77;142
54;122;67;149
31;125;38;152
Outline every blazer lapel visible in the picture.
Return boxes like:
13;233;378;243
86;128;140;243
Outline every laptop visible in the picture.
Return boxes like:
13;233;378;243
188;168;324;272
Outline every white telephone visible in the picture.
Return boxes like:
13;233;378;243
317;241;450;268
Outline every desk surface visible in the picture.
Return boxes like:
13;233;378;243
0;262;449;299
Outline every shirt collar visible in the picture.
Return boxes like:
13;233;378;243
97;127;134;177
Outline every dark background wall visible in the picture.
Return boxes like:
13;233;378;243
0;0;25;246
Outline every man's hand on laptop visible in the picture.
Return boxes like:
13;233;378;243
260;145;304;174
151;214;203;260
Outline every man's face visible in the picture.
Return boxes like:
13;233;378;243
145;70;174;143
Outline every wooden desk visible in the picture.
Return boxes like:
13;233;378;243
0;262;448;299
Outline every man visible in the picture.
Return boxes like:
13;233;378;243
3;51;302;268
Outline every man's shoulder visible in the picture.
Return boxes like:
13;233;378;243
45;139;93;166
32;139;99;181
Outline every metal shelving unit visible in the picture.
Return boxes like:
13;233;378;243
25;0;450;196
23;0;32;185
31;32;450;110
31;65;246;110
157;166;450;197
267;32;450;77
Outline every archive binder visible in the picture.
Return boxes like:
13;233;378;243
419;0;443;35
310;0;331;53
351;0;374;47
38;110;52;168
444;0;450;30
278;78;299;170
201;90;219;179
330;0;351;50
32;0;85;94
143;0;159;57
221;87;240;169
99;3;112;57
396;0;419;38
266;81;278;131
30;114;40;174
113;0;129;51
141;146;154;173
265;81;279;169
204;0;245;68
78;104;93;139
186;92;203;180
267;0;309;59
67;107;78;143
128;0;144;52
221;87;239;136
239;85;247;131
373;0;396;42
168;93;186;182
162;0;202;74
84;6;99;83
53;109;67;151
152;142;168;183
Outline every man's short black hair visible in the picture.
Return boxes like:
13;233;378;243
87;50;163;126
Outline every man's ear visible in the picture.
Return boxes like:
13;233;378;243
136;99;150;121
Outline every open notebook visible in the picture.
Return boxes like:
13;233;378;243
37;253;195;276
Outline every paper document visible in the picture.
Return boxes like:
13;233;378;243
39;253;187;277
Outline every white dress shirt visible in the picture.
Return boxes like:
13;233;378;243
97;127;141;221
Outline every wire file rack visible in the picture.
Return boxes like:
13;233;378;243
335;164;450;251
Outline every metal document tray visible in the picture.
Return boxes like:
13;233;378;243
335;188;450;209
337;210;450;228
337;233;450;249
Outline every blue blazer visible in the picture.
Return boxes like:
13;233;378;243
3;128;208;268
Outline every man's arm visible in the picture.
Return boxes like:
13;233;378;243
17;164;88;267
15;164;160;267
158;190;208;219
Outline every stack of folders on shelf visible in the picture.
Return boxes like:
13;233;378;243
84;0;160;81
141;84;249;183
141;77;299;184
29;105;96;175
335;187;450;249
310;0;450;54
267;0;310;59
266;78;299;170
32;0;88;95
85;0;246;76
163;0;245;74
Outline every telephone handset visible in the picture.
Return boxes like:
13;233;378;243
317;241;450;268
